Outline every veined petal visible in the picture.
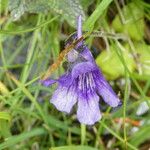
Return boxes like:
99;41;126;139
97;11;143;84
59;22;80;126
77;92;101;125
58;73;73;87
72;62;97;79
50;85;77;113
96;73;120;107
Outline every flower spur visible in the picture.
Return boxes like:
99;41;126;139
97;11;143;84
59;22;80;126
41;16;121;125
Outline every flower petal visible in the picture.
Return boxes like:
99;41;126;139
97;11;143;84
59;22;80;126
81;46;94;62
72;61;97;79
96;73;121;107
58;73;73;87
77;92;101;125
50;85;77;113
77;15;82;39
40;78;56;87
67;49;79;62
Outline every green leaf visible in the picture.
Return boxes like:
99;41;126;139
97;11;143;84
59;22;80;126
0;120;11;138
129;125;150;147
0;112;11;121
112;2;144;41
80;0;93;10
8;0;85;27
0;0;8;12
126;43;150;75
96;46;135;80
50;146;98;150
83;0;113;31
136;44;150;75
0;128;46;149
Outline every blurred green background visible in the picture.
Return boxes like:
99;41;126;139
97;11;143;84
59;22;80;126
0;0;150;150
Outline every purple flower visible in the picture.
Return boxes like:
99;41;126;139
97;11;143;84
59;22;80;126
41;16;121;125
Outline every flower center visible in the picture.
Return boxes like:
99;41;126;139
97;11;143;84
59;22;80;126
77;72;96;93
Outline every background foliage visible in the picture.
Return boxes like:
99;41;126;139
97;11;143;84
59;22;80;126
0;0;150;150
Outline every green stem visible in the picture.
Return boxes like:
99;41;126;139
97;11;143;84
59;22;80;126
81;124;86;145
123;70;129;149
100;121;138;150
